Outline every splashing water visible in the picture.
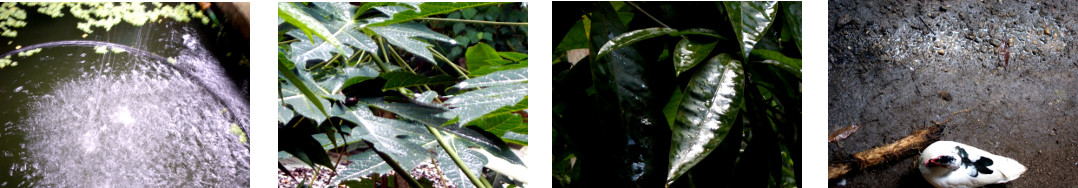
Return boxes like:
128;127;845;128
0;25;248;187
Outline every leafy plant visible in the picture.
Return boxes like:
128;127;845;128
278;2;528;188
553;1;800;187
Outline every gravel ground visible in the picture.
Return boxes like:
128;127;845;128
829;0;1078;187
278;161;452;188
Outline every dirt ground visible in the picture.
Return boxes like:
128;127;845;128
829;0;1078;187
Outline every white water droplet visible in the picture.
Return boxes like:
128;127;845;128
114;106;135;126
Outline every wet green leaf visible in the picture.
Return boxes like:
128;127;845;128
369;22;457;64
668;53;743;185
278;103;294;124
279;57;331;124
465;43;501;72
280;2;373;62
673;38;717;77
452;67;527;91
334;106;434;182
723;1;777;61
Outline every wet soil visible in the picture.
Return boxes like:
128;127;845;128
829;0;1078;187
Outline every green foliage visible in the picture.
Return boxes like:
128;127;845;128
553;1;800;187
427;3;528;66
11;2;208;35
279;2;527;188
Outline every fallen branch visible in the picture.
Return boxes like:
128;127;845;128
828;109;970;180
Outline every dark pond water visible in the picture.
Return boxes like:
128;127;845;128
0;3;249;187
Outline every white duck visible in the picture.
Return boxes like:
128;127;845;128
918;141;1027;188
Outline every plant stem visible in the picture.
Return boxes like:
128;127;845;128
426;125;487;188
279;39;299;44
367;141;425;188
428;46;470;79
418;17;528;26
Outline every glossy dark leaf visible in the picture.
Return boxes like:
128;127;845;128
780;2;801;53
673;38;718;77
584;2;672;186
596;27;676;57
597;27;726;58
751;49;801;78
723;1;777;61
667;53;743;185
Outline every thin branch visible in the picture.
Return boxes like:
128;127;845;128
428;46;470;79
279;39;300;44
418;17;528;26
626;1;672;28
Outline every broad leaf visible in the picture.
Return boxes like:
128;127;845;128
596;27;675;57
662;86;684;128
597;27;726;58
334;105;434;182
369;22;457;64
380;71;457;90
465;113;525;144
278;2;347;56
673;38;717;77
555;19;589;54
780;2;801;53
723;1;777;61
283;2;378;65
279;60;331;124
452;67;527;90
279;101;295;124
365;98;449;128
498;52;528;61
668;54;743;185
445;68;528;125
465;42;501;72
433;136;488;188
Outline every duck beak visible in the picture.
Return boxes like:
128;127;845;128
927;157;948;167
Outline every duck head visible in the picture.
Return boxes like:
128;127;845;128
926;155;960;170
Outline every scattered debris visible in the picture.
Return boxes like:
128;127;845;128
829;124;862;143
